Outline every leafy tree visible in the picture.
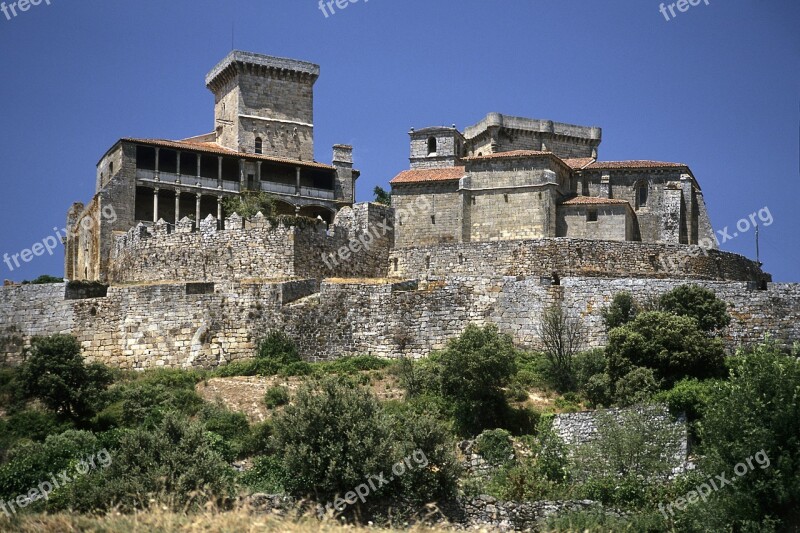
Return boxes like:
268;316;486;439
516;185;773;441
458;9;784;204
221;190;276;219
435;324;518;435
18;335;113;421
601;292;638;330
271;375;393;503
538;305;585;391
605;311;726;390
373;186;391;206
658;284;731;333
691;343;800;530
613;367;661;407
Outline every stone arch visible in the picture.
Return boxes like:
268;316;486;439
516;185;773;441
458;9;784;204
273;200;296;216
298;205;335;224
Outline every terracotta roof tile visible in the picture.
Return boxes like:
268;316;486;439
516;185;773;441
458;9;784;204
390;166;466;184
122;138;335;170
560;196;632;206
585;160;686;170
562;157;596;169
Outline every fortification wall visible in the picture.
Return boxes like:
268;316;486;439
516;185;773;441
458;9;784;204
1;277;797;368
389;239;767;282
109;203;393;283
0;283;73;365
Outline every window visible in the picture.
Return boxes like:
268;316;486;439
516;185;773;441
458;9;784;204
255;137;263;154
427;137;437;155
636;182;648;208
109;162;114;175
587;209;598;222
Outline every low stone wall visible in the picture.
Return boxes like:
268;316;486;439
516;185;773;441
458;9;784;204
461;496;621;531
389;238;768;282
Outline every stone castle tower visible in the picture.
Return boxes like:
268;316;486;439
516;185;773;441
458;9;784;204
206;51;319;161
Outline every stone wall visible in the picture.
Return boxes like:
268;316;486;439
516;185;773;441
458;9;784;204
389;238;768;282
1;276;798;368
109;203;393;284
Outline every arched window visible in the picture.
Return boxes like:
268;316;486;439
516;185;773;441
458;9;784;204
255;137;263;155
427;137;437;155
636;181;648;209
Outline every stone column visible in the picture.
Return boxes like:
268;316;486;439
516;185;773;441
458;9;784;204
176;150;181;178
153;188;160;223
175;189;181;224
154;148;161;178
195;193;202;224
217;156;223;189
257;161;262;188
217;196;223;226
239;159;245;190
295;167;301;195
196;154;202;181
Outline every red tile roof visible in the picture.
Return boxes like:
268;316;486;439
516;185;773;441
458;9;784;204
121;138;335;170
390;166;466;184
562;157;596;170
584;160;687;170
561;196;632;206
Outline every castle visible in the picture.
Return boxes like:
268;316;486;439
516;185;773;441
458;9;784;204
0;51;796;369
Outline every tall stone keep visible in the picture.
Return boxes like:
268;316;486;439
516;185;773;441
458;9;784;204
205;51;320;160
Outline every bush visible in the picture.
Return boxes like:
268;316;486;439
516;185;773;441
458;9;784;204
572;349;607;391
264;385;290;408
240;455;287;493
271;376;392;503
601;292;638;330
694;343;800;530
435;324;518;435
115;380;205;428
475;429;515;465
28;275;64;285
257;331;300;365
538;306;585;391
238;420;273;457
18;335;113;421
655;377;715;421
613;367;661;407
658;284;731;333
605;311;726;390
0;430;100;504
582;373;612;408
200;404;251;460
50;413;236;513
0;409;71;454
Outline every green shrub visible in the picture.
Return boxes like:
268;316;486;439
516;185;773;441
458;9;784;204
49;413;236;513
18;335;113;421
695;343;800;530
28;275;64;285
582;373;612;408
115;381;204;428
211;359;258;377
436;324;518;436
506;383;530;402
264;385;290;408
238;421;273;457
572;349;607;391
271;376;392;503
655;377;715;421
0;368;24;410
0;409;71;454
240;455;287;493
601;292;638;330
658;284;731;333
613;367;661;407
0;430;100;504
316;355;392;374
606;311;726;390
257;331;300;365
200;404;251;460
475;429;515;465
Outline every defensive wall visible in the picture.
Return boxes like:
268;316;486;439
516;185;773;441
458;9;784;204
1;276;797;368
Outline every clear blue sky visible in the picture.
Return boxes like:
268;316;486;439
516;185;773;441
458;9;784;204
0;0;797;281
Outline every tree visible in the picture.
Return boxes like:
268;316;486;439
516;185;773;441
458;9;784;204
18;335;112;421
271;376;393;503
435;324;518;435
601;292;638;330
373;186;391;206
658;284;731;333
221;190;276;219
605;311;726;390
692;343;800;531
538;305;585;391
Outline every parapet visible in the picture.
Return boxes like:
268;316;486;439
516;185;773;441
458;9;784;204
206;50;320;90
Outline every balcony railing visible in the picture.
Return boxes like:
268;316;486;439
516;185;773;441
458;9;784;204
261;181;296;195
136;169;239;191
300;186;335;200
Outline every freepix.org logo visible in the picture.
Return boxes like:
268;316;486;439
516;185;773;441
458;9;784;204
1;0;53;22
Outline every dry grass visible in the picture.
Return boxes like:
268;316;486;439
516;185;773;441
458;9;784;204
0;509;475;533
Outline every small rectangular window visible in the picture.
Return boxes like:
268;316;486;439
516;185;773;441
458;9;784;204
587;209;598;222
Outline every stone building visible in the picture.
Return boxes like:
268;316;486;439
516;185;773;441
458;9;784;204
391;113;713;249
65;51;358;282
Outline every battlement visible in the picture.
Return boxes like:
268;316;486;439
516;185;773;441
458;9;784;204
110;203;394;284
205;51;320;90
